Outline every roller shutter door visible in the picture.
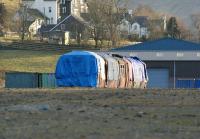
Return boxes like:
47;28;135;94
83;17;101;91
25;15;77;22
147;69;169;88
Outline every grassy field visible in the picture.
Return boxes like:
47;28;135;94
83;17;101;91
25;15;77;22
0;89;200;139
0;50;62;73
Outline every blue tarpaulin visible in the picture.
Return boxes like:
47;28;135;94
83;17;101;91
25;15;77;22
55;51;98;87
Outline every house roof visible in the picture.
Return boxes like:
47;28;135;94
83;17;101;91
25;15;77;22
39;24;56;33
27;8;48;20
113;38;200;51
130;16;148;27
50;14;89;32
15;8;48;21
120;15;149;27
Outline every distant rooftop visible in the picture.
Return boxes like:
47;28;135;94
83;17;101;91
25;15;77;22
113;38;200;51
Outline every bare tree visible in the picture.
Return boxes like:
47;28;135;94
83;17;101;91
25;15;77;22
19;4;29;42
176;18;190;40
103;0;129;47
191;14;200;42
87;0;128;47
87;0;105;47
135;5;167;40
0;2;6;33
134;4;160;19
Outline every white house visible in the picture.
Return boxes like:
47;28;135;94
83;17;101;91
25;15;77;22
29;18;44;35
20;0;88;38
22;0;59;24
22;0;88;24
119;16;149;38
59;0;88;20
119;19;131;35
130;22;148;38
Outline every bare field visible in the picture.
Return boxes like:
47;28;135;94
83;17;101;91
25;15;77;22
0;50;61;73
0;89;200;139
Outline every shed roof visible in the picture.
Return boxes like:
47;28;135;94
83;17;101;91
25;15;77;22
113;38;200;51
27;8;49;19
50;14;89;32
130;16;148;27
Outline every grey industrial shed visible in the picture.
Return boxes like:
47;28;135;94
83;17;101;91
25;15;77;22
112;38;200;88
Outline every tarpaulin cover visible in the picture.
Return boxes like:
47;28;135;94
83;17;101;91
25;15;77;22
131;57;148;82
87;51;106;88
98;53;119;81
55;51;98;87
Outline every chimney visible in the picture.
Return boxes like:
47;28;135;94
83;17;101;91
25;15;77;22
163;15;167;31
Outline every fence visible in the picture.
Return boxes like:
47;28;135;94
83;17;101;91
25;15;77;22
0;41;100;52
176;79;200;89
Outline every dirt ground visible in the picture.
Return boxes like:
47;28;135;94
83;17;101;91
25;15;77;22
0;89;200;139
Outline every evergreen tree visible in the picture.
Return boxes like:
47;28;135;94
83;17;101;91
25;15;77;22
167;17;180;38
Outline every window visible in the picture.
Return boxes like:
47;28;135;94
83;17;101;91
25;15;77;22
62;7;66;13
134;25;137;30
80;0;85;4
156;52;163;57
74;0;77;5
47;19;50;25
81;6;85;13
49;7;52;13
62;0;65;4
177;52;184;57
61;24;65;30
43;7;45;14
51;17;53;24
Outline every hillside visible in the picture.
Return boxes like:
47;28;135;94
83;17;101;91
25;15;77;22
2;0;200;30
128;0;200;29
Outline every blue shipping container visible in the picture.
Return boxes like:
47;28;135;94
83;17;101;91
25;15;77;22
176;79;195;88
5;72;39;88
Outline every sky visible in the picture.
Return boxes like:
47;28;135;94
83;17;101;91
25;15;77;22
128;0;200;29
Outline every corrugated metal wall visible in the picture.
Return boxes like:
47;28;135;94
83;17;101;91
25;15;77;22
145;61;200;79
176;79;195;88
176;79;200;89
39;73;57;88
5;72;39;88
5;72;57;88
